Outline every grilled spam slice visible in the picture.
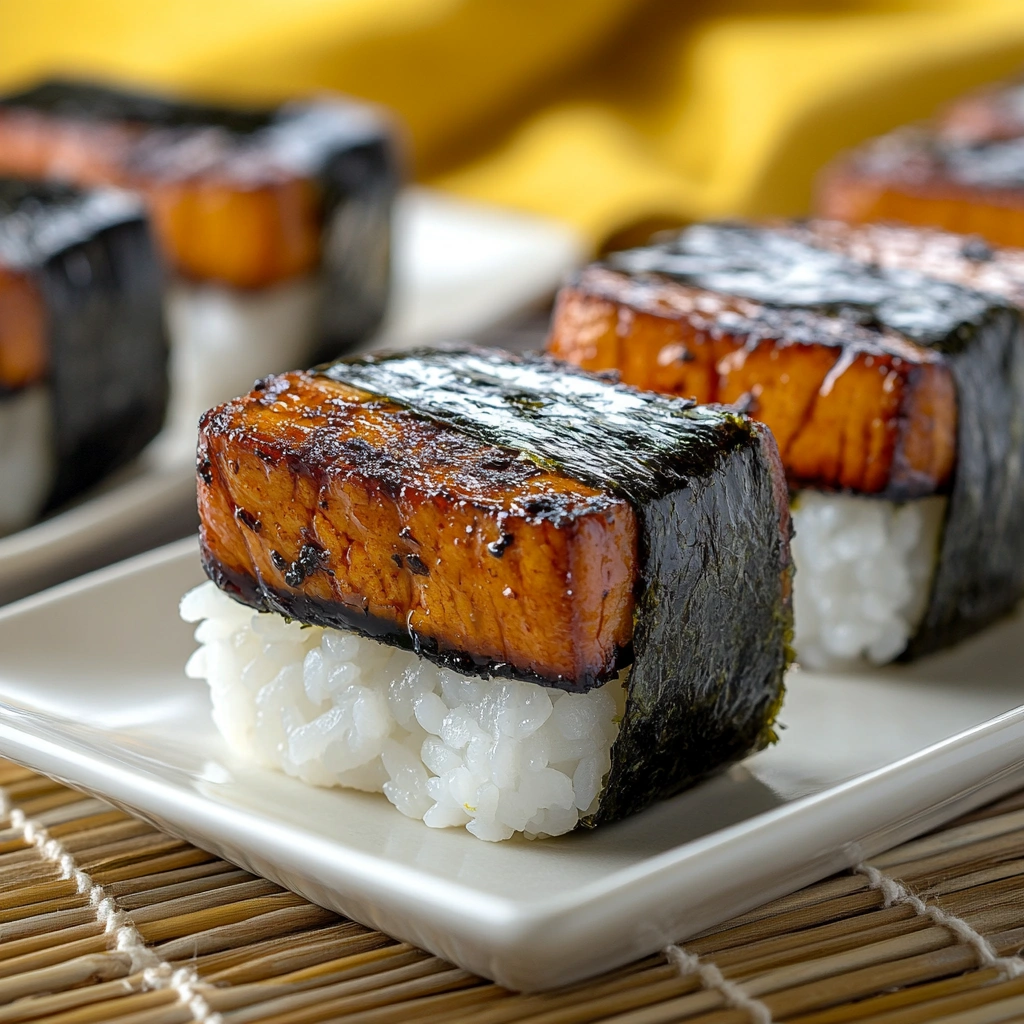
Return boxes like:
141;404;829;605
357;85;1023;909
0;266;46;391
548;265;957;498
197;348;792;704
817;134;1024;248
199;369;638;688
0;79;396;297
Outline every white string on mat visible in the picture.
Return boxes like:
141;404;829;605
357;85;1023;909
0;788;223;1024
855;862;1024;980
663;944;774;1024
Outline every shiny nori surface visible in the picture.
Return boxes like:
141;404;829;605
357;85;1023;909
608;223;994;347
0;178;168;508
1;78;275;133
0;178;142;269
318;348;756;501
314;348;792;822
848;124;1024;191
609;223;1024;657
0;78;399;359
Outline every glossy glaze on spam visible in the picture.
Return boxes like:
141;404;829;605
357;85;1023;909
0;80;397;351
198;348;793;819
199;367;637;688
548;222;1024;658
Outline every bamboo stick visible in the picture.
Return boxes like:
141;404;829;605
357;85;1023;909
102;860;242;897
200;931;399;985
0;969;146;1023
90;847;217;884
124;878;284;925
783;968;1001;1024
931;990;1024;1024
0;952;131;1005
153;904;339;960
873;810;1024;869
0;889;90;924
37;987;185;1024
188;921;372;975
136;891;311;944
225;967;485;1024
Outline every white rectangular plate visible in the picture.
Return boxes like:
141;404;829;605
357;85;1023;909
1;538;1023;991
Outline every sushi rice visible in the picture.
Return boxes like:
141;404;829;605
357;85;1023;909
181;581;624;842
791;491;946;669
163;276;322;449
0;385;54;536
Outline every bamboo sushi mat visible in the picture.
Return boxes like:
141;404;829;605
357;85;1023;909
3;761;1024;1024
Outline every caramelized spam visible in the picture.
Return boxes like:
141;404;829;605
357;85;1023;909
549;264;957;497
0;80;392;290
818;80;1024;246
199;370;639;687
0;267;46;390
547;223;1024;662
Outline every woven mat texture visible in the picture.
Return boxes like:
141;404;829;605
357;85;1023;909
3;759;1024;1024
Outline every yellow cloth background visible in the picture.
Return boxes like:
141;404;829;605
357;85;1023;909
4;0;1024;250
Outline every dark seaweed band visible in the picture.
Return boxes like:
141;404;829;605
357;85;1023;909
610;223;1024;659
608;222;995;346
319;347;758;501
0;178;143;270
907;307;1024;656
316;348;792;823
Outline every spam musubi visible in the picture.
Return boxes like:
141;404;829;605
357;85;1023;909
0;178;167;535
818;76;1024;247
0;78;399;435
547;221;1024;669
181;348;792;840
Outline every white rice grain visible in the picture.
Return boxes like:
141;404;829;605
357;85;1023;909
163;276;322;450
181;582;623;841
791;491;946;669
0;385;54;536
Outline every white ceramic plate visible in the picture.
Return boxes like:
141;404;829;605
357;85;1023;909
1;539;1023;991
0;191;581;608
0;448;197;607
